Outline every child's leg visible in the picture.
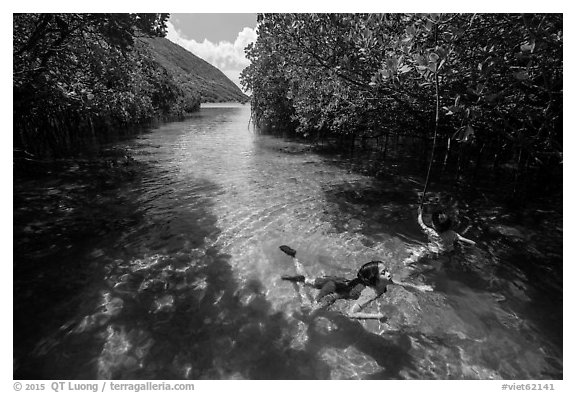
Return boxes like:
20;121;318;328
292;258;315;305
307;293;341;318
293;258;309;278
315;281;337;302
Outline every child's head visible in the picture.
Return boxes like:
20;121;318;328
357;261;392;287
431;210;453;232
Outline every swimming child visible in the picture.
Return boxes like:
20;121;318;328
404;206;476;265
279;245;431;320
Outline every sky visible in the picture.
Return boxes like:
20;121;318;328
166;14;258;92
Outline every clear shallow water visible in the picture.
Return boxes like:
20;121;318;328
13;103;562;379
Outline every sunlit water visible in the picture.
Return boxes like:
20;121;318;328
13;103;562;379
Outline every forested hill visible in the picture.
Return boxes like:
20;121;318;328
13;14;248;159
142;37;249;103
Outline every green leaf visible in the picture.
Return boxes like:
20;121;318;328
453;125;475;142
514;71;529;80
415;55;428;66
436;46;448;58
386;57;398;71
438;59;446;71
485;93;496;103
520;42;535;53
363;29;372;40
398;64;412;74
406;25;416;37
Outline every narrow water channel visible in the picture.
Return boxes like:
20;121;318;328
13;103;562;379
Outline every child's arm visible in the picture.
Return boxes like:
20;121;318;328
456;232;476;246
393;280;433;292
417;206;426;229
346;288;384;320
417;206;437;238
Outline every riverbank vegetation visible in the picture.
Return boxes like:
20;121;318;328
240;14;562;205
14;13;200;158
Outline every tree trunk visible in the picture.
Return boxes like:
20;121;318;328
442;137;451;172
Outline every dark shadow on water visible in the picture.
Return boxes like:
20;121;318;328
14;158;332;379
13;156;156;378
302;310;415;379
322;179;425;242
89;247;330;379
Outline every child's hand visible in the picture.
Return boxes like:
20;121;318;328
457;233;476;246
416;284;434;292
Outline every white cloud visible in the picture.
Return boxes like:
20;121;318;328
166;21;256;91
